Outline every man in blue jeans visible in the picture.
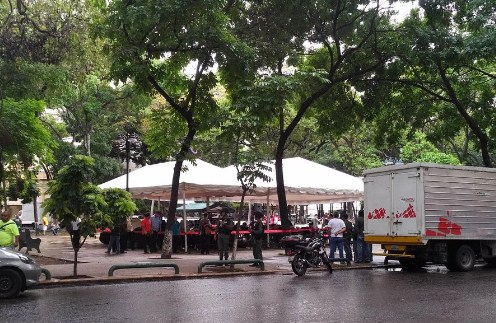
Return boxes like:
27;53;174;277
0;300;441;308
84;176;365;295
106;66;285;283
327;212;346;262
355;209;371;263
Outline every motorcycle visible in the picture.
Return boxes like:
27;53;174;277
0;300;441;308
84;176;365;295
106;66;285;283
280;234;305;256
289;235;333;276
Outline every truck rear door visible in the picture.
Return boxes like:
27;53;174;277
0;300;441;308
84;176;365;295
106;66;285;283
365;170;421;238
391;171;421;237
364;173;391;236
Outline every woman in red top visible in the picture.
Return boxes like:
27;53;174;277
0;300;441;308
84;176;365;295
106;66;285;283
141;213;152;254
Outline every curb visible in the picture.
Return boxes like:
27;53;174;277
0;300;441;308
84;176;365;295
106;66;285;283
33;263;400;289
34;269;282;289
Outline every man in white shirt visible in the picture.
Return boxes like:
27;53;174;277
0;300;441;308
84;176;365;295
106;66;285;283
327;212;347;261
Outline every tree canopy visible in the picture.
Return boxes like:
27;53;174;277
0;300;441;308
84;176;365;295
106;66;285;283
1;0;494;234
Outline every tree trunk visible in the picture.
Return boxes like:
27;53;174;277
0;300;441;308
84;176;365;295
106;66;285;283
231;194;246;266
33;197;38;236
73;248;78;278
0;149;6;209
161;126;196;259
275;142;291;229
161;230;173;259
436;60;493;167
275;83;334;229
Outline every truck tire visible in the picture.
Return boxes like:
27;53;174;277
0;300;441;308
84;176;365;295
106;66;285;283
447;244;475;272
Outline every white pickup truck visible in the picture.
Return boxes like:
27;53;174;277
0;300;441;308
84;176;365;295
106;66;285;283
364;163;496;271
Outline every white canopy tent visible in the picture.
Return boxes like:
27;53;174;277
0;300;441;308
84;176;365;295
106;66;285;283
99;157;363;204
221;157;364;204
99;159;243;200
99;159;244;252
99;157;364;249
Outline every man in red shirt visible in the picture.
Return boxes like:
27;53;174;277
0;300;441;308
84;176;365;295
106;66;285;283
141;213;152;254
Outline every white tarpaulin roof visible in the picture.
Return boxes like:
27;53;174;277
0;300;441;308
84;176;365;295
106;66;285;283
98;157;363;204
98;159;243;200
221;157;363;204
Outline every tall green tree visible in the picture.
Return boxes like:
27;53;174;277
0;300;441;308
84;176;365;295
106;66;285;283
100;0;248;258
375;0;496;167
42;155;108;277
224;0;392;228
0;98;53;208
400;131;461;165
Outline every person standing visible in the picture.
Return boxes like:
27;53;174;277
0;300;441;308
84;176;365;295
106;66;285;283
341;212;354;262
141;213;152;254
216;208;234;262
328;211;346;261
355;209;371;263
0;210;20;249
119;220;129;253
171;216;181;253
106;225;121;254
70;217;81;249
13;212;22;229
41;214;49;235
150;211;162;252
249;211;264;267
198;213;212;255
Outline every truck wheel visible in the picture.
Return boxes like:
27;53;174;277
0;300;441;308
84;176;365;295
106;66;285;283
447;244;475;272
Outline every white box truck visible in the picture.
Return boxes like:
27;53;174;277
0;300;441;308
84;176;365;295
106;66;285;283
19;203;44;228
364;163;496;271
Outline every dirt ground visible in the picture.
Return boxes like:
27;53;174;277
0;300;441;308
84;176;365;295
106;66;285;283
29;254;74;266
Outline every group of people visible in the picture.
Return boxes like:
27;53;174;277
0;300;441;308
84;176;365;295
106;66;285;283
327;209;372;263
105;211;184;255
139;212;181;254
3;205;371;270
204;208;265;267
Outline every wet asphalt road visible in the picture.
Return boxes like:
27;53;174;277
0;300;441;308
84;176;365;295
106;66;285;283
3;265;496;322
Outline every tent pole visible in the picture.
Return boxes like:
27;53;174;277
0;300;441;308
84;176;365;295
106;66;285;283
266;188;270;248
182;183;187;253
248;203;252;224
150;200;154;215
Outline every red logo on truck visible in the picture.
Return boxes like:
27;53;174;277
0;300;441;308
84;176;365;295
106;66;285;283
368;205;417;220
425;217;462;236
395;204;416;218
368;208;386;219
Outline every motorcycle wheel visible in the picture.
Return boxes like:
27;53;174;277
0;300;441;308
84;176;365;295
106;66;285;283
291;253;307;276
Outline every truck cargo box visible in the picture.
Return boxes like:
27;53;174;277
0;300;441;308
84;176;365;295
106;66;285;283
363;163;496;271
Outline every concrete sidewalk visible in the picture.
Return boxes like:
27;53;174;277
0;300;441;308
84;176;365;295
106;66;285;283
26;233;389;288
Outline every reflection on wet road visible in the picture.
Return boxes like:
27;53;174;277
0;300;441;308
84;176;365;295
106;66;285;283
3;265;496;322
